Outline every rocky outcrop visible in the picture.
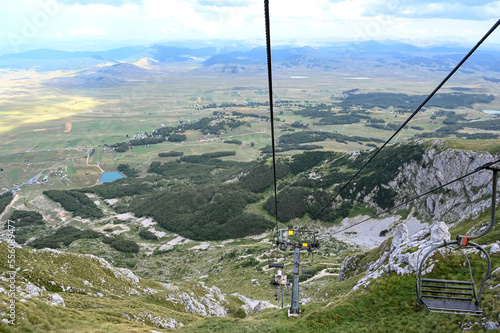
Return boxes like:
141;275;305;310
232;293;277;316
163;282;229;317
341;221;454;291
122;312;183;329
393;144;498;222
48;293;65;307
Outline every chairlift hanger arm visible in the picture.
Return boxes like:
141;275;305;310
458;165;498;242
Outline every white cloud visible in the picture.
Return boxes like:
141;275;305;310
1;0;499;52
360;0;500;20
67;25;108;36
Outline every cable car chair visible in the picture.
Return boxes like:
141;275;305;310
416;165;498;315
301;253;315;277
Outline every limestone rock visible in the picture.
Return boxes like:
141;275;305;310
348;221;455;291
430;222;450;243
233;293;277;315
391;224;409;251
484;322;499;330
48;293;65;307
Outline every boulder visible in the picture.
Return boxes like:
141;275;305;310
48;293;65;307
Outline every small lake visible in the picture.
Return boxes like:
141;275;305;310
482;110;500;114
99;171;125;183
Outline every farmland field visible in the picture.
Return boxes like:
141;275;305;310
1;61;499;191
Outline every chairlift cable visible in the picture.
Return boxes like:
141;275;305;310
264;0;280;242
328;159;500;236
298;19;500;231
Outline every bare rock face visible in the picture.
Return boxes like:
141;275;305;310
174;284;228;317
394;145;498;223
391;223;409;251
430;222;451;243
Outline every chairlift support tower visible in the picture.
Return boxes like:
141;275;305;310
276;229;319;317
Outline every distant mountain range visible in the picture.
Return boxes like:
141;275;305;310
0;40;500;81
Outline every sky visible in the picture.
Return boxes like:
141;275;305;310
1;0;500;53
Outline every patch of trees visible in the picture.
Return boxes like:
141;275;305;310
0;192;13;215
139;229;158;241
159;152;184;157
263;187;353;223
148;160;237;183
128;184;273;241
148;156;253;186
117;164;138;178
260;144;323;153
366;123;401;131
259;142;426;222
288;151;340;175
81;177;155;199
238;162;289;193
103;236;140;253
232;111;270;121
224;139;242;145
416;118;500;140
43;190;104;219
168;134;187;142
152;127;174;137
29;226;100;249
337;92;494;111
129;137;165;146
278;131;383;145
291;121;308;128
112;142;129;153
316;114;362;125
180;151;236;163
7;210;44;227
181;117;247;135
5;209;45;245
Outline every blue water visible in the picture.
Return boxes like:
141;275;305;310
482;110;500;114
99;171;125;183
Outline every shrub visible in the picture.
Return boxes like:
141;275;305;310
139;229;158;241
109;238;140;253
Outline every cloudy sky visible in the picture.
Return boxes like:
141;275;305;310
2;0;500;53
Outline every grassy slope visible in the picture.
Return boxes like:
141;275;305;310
1;205;499;332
